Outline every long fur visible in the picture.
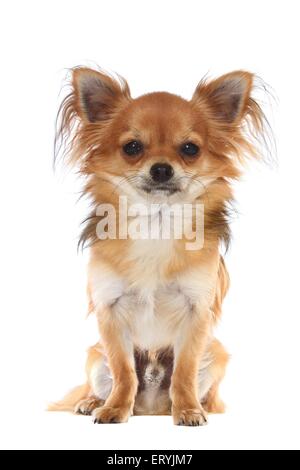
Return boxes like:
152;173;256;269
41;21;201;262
55;69;270;252
51;67;271;425
48;384;89;412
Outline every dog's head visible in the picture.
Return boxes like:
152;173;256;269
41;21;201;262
57;67;266;206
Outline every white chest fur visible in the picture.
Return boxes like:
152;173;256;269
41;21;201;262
89;250;216;351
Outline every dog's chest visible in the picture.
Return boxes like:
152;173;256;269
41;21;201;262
90;238;213;350
114;281;193;349
91;265;211;351
126;237;175;289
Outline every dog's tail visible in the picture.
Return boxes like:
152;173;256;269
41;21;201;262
47;383;90;412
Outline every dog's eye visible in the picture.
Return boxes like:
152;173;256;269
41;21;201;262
123;140;144;156
180;142;200;158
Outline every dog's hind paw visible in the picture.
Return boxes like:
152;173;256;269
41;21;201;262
75;397;105;416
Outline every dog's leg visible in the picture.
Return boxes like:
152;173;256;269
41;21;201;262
199;339;229;414
93;307;138;424
202;383;225;414
171;310;211;426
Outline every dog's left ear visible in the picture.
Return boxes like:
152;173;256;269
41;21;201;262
192;71;253;124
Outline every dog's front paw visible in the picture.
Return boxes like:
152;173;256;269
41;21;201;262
75;397;105;416
172;407;208;426
92;405;131;424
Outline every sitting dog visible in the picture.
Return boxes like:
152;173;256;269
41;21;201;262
50;67;267;425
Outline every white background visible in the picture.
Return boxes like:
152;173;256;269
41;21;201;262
0;0;299;450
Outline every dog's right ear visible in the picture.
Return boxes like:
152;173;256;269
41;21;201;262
72;68;131;123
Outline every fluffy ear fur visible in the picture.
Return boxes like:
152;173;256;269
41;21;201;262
191;70;272;164
73;67;131;122
54;67;131;166
192;71;253;123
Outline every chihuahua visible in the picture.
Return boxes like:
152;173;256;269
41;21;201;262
49;67;266;425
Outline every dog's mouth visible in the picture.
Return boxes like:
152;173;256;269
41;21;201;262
141;184;180;195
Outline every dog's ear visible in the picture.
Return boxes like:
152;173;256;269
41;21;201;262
72;68;131;123
192;71;253;124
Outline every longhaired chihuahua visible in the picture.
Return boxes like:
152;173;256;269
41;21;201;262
50;67;267;425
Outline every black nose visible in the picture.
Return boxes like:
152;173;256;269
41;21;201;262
150;163;174;183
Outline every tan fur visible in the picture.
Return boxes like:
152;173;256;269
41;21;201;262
92;307;138;423
48;384;89;412
49;338;228;417
52;67;268;425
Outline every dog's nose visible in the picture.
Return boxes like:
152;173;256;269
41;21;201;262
150;163;174;183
